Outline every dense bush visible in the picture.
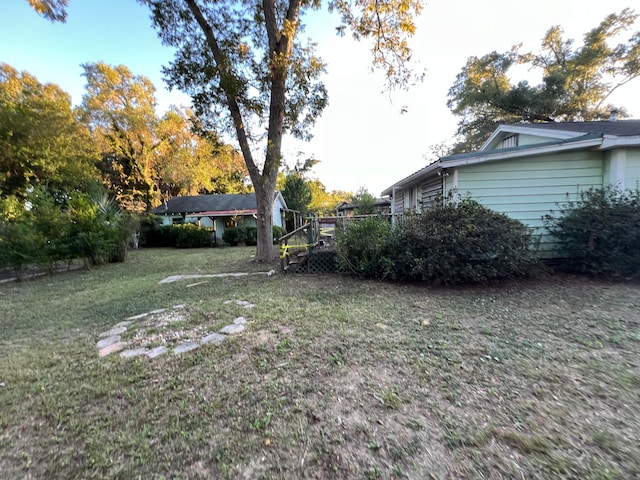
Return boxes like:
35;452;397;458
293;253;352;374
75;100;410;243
272;225;286;242
0;191;134;275
139;215;178;248
394;198;539;284
334;197;539;284
335;217;395;279
174;223;214;248
223;226;282;246
222;226;242;246
545;186;640;279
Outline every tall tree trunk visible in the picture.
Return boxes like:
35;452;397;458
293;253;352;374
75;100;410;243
254;181;275;262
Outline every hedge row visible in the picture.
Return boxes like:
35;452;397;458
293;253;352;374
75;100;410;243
0;192;135;277
140;216;286;248
336;197;539;285
336;187;640;284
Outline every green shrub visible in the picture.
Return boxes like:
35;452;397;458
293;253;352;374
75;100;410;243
244;227;258;246
222;226;242;246
272;225;286;243
0;191;132;272
395;197;539;284
67;193;132;266
545;186;640;279
0;217;43;277
223;225;285;246
174;223;214;248
335;217;395;279
139;215;178;248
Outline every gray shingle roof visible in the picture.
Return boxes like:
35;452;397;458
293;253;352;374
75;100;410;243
522;120;640;136
149;194;258;215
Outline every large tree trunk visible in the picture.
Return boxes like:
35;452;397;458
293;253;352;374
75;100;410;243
254;182;276;262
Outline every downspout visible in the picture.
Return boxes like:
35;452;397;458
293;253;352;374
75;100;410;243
391;187;398;225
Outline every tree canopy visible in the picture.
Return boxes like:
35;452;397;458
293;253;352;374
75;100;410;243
79;62;249;211
448;9;640;153
0;63;99;200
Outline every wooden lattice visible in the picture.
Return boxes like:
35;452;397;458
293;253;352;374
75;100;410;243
305;251;337;274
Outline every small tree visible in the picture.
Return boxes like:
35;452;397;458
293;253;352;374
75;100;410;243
351;187;377;215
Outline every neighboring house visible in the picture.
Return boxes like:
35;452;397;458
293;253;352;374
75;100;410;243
149;192;288;243
336;198;391;217
382;119;640;255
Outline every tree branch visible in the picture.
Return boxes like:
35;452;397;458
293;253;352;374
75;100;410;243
184;0;259;181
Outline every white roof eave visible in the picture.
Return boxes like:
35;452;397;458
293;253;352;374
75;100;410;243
381;162;442;196
446;137;603;168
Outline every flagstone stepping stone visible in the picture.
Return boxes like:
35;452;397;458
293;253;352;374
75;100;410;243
97;335;121;349
236;300;255;308
174;341;200;355
113;321;133;329
99;341;126;357
146;346;169;358
220;323;245;335
97;300;256;359
120;348;148;358
99;326;127;338
201;333;226;345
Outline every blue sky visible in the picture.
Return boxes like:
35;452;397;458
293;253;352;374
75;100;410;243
2;0;640;195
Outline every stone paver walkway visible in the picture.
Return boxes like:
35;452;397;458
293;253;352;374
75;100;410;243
96;300;255;359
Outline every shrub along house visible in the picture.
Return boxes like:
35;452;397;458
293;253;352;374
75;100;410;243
149;192;288;244
382;119;640;256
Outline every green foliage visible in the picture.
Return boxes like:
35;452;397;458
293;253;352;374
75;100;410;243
272;225;286;242
545;186;640;279
139;215;177;248
395;198;539;284
66;193;134;265
174;224;214;248
335;217;396;279
223;226;284;246
350;187;377;215
448;9;640;152
0;190;133;274
335;197;539;284
0;63;100;199
282;173;313;213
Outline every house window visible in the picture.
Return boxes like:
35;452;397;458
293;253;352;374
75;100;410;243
501;134;518;148
405;187;417;211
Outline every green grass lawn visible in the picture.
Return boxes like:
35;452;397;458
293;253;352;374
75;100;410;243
1;247;639;479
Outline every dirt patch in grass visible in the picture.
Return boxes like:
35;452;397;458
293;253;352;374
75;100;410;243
0;250;638;479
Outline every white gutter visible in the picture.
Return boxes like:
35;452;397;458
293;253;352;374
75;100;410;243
445;137;603;168
381;162;442;196
600;135;640;149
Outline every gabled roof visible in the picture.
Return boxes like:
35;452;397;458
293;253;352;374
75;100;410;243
381;119;640;196
149;192;287;215
518;120;640;136
482;120;640;150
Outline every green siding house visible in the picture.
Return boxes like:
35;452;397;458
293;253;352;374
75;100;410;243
382;120;640;255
